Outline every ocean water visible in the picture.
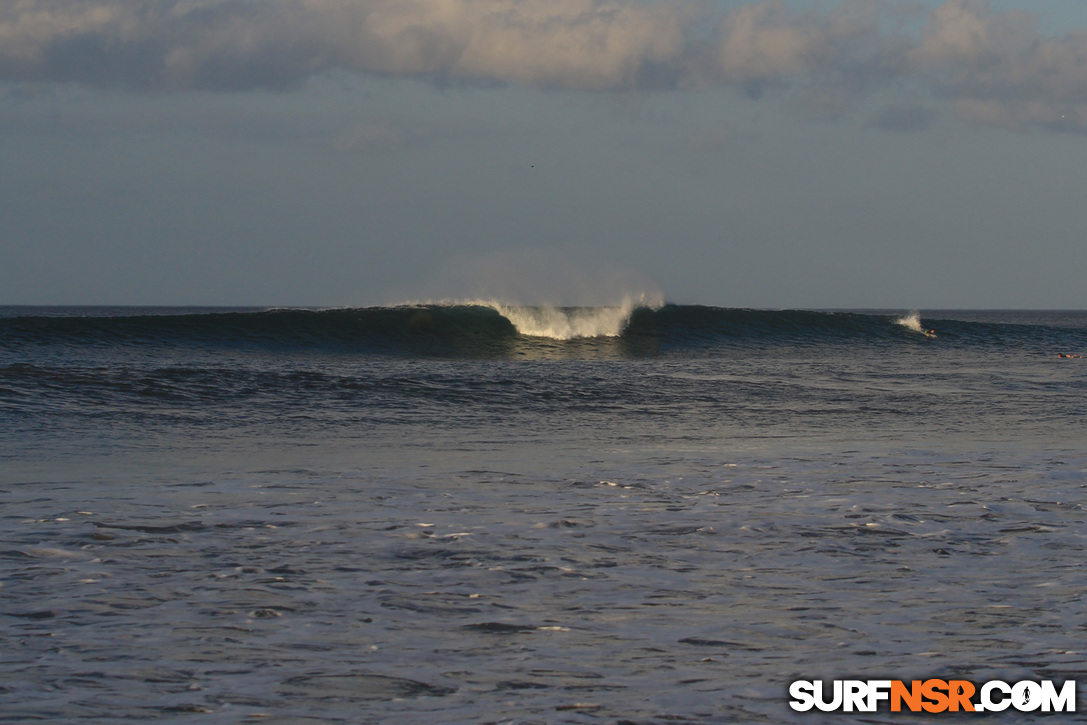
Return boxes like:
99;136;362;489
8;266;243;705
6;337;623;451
1;304;1086;723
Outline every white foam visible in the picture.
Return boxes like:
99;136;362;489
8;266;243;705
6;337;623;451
895;310;924;333
488;295;659;339
396;292;664;340
400;295;661;339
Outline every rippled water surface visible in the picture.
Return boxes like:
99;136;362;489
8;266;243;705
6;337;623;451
2;308;1086;723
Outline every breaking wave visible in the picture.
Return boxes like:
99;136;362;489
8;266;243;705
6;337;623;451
471;295;662;339
1;306;1084;359
895;310;924;333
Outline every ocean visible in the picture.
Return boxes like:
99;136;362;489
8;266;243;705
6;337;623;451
2;304;1085;723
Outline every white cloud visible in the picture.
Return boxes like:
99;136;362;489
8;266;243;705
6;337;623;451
0;0;695;90
4;1;1087;132
910;0;1087;131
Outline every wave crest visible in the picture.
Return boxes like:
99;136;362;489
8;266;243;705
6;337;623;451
430;295;664;339
895;310;923;333
487;295;664;339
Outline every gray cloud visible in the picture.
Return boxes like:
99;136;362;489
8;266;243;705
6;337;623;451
910;0;1087;131
4;1;1087;132
0;0;694;91
713;1;906;90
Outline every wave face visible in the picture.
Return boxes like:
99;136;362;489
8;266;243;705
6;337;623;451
1;306;1085;359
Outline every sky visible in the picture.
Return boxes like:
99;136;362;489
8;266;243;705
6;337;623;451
2;0;1087;309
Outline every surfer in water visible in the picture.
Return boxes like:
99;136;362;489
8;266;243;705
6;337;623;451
925;329;937;339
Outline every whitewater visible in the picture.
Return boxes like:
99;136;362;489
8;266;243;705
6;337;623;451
402;294;664;339
2;305;1086;723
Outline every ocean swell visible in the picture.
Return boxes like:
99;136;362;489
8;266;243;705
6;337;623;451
2;306;1084;359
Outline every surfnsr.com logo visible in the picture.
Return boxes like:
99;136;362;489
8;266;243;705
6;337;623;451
789;679;1076;713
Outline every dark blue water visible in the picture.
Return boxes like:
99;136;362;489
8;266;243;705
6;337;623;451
2;305;1086;723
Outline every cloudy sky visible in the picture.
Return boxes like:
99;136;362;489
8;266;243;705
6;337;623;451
3;0;1086;308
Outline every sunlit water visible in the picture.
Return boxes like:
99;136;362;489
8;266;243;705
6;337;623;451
2;308;1086;723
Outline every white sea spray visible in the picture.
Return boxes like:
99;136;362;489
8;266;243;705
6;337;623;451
487;294;662;339
895;310;923;333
